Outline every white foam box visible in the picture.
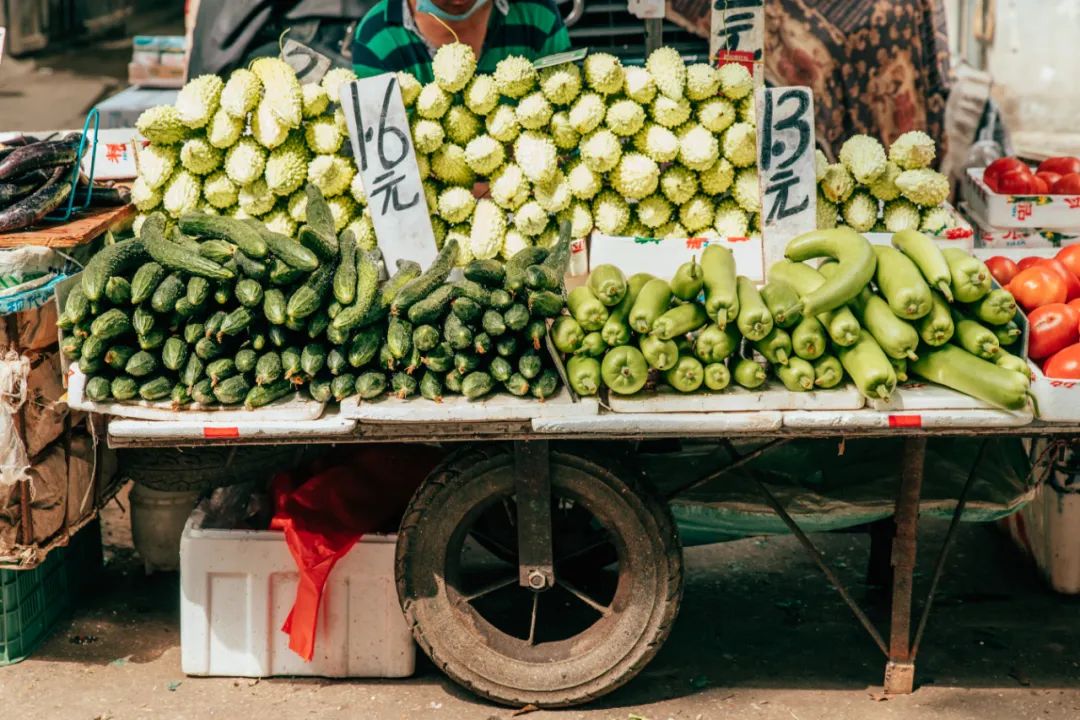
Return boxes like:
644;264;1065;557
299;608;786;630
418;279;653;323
588;233;765;282
962;202;1080;250
1027;363;1080;422
340;388;598;423
1002;461;1080;594
606;382;864;413
783;406;1033;430
865;202;975;251
531;410;783;435
108;409;357;442
180;508;414;678
962;168;1080;230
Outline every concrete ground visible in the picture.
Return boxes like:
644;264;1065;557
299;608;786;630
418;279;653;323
3;504;1079;720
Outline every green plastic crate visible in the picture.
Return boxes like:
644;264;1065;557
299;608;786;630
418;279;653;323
0;521;102;665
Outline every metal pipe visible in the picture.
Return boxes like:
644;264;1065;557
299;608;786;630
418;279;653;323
564;0;585;27
753;477;890;658
663;438;788;499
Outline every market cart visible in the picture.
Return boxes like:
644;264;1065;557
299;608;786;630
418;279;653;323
99;402;1067;708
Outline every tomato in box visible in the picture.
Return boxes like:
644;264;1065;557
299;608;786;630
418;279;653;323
1057;245;1080;280
1008;265;1068;311
1018;256;1044;271
1044;343;1080;379
986;256;1020;286
1052;173;1080;195
1028;303;1080;360
1037;156;1080;177
998;169;1037;194
984;157;1028;191
1036;258;1080;301
1037;171;1062;191
1032;175;1050;194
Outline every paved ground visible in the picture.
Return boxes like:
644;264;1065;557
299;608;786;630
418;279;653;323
4;505;1079;720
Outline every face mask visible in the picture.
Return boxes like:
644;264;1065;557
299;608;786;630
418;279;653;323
417;0;490;22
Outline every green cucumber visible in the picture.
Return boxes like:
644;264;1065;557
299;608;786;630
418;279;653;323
218;307;252;339
308;377;333;402
628;279;671;334
301;343;327;376
138;376;172;401
245;219;319;270
407;284;456;325
105;277;132;305
191;378;215;404
263;289;287;325
81;237;148;301
162;336;188;371
348;328;382;368
387;317;413;359
198;239;236;264
91;309;132;340
333;230;358;304
518;350;543;380
207;358;237;384
503;303;530;332
111;376;138;401
255;352;283;385
489;356;514;382
504;372;530;396
464;258;506;287
530;369;559;399
391;239;459;314
104;345;136;371
326;347;348;375
235;278;264;307
143;218;235;280
452;296;483;323
652;303;708;341
569;285;610;331
286;261;337;321
151;273;184;314
180;354;204;390
355;372;387;399
212;374;251;405
307;309;331;338
419;371;444;402
179;213;268;258
187;276;210;306
125;350;157;377
528;290;564;318
245;380;293;409
391;371;418;398
462;371;494;400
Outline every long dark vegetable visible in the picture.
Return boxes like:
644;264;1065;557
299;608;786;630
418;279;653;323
0;136;81;181
0;170;49;205
0;165;72;233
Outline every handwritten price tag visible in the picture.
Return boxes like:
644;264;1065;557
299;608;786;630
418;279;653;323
342;74;437;269
710;0;763;72
282;39;331;84
757;86;817;270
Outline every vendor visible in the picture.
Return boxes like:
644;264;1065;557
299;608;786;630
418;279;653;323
352;0;571;81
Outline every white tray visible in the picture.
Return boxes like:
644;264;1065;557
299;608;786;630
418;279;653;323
339;387;598;422
67;367;326;422
868;382;1008;412
108;409;356;441
531;411;783;435
606;382;865;413
783;406;1033;430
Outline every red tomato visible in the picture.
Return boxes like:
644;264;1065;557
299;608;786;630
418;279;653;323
1057;245;1080;279
1037;157;1080;176
1032;176;1050;194
1036;258;1080;301
1037;171;1062;191
1068;298;1080;315
985;256;1020;286
1028;304;1080;359
999;169;1037;194
984;157;1028;190
1051;173;1080;195
1044;343;1080;379
1008;266;1068;311
1018;256;1045;271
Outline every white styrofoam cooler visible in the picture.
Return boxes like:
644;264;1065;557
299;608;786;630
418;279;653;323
962;168;1080;230
1003;471;1080;595
180;508;415;678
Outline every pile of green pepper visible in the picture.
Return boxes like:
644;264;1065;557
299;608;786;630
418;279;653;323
556;228;1033;412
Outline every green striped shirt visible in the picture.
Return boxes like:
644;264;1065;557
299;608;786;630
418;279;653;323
352;0;571;83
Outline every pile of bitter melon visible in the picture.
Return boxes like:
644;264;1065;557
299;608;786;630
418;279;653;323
58;184;567;409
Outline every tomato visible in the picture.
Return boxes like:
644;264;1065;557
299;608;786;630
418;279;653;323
998;169;1037;194
1028;303;1080;360
1068;298;1080;314
1017;256;1044;271
1037;171;1062;190
1043;343;1080;379
1007;265;1068;311
984;157;1028;190
1035;258;1080;301
985;256;1020;286
1032;176;1050;194
1056;245;1080;279
1051;173;1080;195
1037;157;1080;176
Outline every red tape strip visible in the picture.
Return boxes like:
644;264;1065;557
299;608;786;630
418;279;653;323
203;426;240;438
888;415;923;428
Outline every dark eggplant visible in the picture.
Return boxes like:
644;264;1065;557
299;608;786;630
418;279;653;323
0;170;50;205
74;176;132;207
0;165;73;233
0;137;81;181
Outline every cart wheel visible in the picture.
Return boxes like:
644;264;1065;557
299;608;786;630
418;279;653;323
396;445;683;708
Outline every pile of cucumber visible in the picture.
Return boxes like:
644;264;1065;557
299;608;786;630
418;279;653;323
558;228;1032;412
58;183;568;409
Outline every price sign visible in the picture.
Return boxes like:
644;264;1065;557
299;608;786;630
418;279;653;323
757;86;817;270
282;39;331;84
341;75;437;269
710;0;763;73
628;0;666;20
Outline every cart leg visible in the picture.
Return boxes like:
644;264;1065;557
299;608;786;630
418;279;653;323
514;440;554;591
884;436;926;695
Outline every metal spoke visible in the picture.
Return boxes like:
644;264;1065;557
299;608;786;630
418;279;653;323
557;578;613;617
527;592;539;645
555;536;612;565
462;574;518;603
468;529;517;561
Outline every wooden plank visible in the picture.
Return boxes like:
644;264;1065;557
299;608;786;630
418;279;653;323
0;203;135;248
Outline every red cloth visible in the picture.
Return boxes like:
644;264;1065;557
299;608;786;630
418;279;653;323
270;445;443;661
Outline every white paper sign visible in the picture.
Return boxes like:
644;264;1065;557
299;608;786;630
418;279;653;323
282;39;331;84
757;86;817;271
710;0;764;71
628;0;666;20
342;75;437;269
589;233;765;282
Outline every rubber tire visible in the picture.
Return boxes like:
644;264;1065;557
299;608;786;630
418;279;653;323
118;446;302;492
396;444;683;708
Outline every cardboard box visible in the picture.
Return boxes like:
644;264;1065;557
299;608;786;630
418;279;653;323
95;86;179;130
962;168;1080;230
963;202;1080;249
